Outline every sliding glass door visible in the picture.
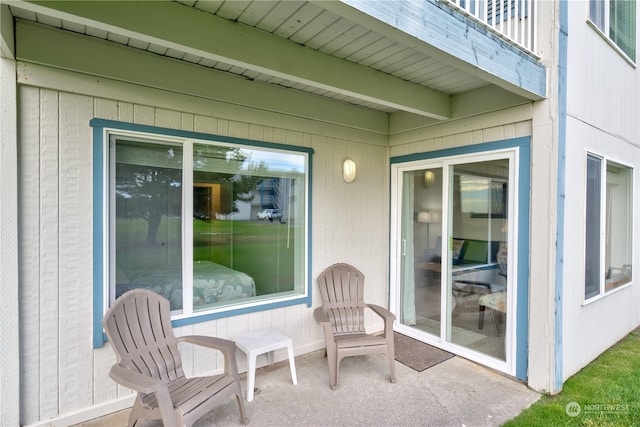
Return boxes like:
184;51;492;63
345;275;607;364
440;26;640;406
391;149;516;374
399;167;443;337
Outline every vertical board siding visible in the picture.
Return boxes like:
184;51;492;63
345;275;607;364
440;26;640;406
57;92;95;414
18;86;42;424
39;88;62;419
18;82;390;423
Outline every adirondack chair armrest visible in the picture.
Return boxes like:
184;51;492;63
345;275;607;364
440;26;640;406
313;308;335;337
313;307;331;326
178;335;240;376
367;304;395;339
178;335;236;353
109;364;166;394
366;304;396;336
313;307;337;355
367;304;396;323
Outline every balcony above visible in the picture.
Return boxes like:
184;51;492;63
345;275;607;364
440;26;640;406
5;0;546;135
444;0;538;54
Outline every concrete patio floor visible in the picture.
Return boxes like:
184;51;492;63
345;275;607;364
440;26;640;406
77;349;540;427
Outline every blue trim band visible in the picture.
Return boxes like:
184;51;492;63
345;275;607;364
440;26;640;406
516;140;531;381
391;137;528;163
554;0;568;391
172;297;310;327
92;125;105;348
89;118;314;155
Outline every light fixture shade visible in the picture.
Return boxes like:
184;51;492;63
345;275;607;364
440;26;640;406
343;159;356;183
417;211;439;223
424;170;435;188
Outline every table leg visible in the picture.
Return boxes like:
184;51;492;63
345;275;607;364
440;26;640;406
246;352;257;402
287;343;298;385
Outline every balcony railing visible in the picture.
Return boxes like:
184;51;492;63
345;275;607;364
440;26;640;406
444;0;538;55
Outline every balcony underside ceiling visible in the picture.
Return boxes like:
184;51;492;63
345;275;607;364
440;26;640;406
4;0;545;135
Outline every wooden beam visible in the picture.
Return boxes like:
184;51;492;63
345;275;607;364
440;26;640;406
390;85;532;135
25;0;451;119
16;20;390;137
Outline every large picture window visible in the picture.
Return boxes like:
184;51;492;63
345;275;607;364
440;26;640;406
584;152;633;300
92;120;311;345
589;0;636;62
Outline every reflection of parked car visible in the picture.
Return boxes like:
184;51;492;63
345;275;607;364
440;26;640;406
256;209;282;221
193;212;210;220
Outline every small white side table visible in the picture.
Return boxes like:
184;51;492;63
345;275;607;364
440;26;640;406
232;328;298;401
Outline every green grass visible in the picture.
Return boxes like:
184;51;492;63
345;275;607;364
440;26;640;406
504;327;640;426
193;218;299;294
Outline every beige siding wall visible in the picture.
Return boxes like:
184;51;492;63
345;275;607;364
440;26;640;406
17;72;389;424
389;105;533;155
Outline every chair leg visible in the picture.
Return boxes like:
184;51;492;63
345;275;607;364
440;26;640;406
127;397;143;427
328;352;338;390
490;309;504;335
478;304;486;330
388;352;397;384
127;412;139;427
235;391;248;425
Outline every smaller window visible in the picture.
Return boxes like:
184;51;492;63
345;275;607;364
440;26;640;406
584;153;633;300
589;0;636;62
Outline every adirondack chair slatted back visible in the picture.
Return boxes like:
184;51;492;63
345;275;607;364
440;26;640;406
103;289;185;383
317;263;366;335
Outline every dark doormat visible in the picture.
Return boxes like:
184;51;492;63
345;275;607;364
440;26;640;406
394;332;454;372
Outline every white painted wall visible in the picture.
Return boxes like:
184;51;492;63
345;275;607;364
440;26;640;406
16;65;390;425
561;1;640;380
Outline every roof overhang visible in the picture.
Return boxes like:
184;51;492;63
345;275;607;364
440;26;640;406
5;0;547;134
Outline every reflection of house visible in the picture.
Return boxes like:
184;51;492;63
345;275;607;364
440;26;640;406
2;1;640;425
254;177;296;220
256;178;281;210
193;183;222;220
193;182;253;221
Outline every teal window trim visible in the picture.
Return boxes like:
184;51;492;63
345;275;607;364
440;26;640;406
91;119;313;348
391;136;531;381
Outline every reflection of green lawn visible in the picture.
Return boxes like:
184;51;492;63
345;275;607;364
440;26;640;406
194;219;297;295
116;217;298;295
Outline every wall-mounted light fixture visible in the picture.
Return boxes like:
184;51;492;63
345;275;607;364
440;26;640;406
416;211;438;224
417;211;440;249
424;170;436;188
343;159;356;183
